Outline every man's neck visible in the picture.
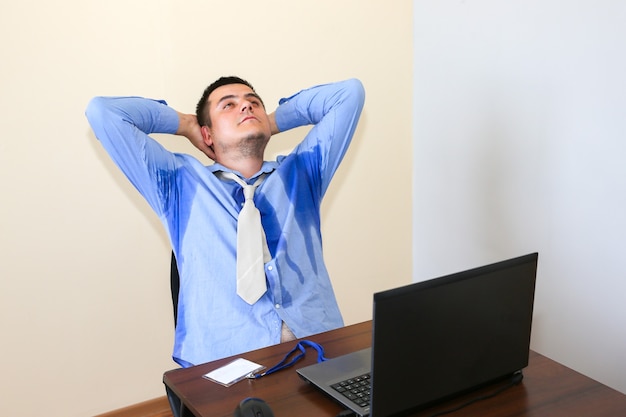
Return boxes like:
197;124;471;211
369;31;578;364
218;157;264;179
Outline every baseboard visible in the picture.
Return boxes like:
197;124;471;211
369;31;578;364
94;396;172;417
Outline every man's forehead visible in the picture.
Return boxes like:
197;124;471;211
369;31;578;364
208;83;256;102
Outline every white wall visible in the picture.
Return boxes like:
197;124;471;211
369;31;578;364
0;1;413;416
413;0;626;394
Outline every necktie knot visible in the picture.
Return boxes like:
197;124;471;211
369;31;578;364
242;184;256;201
219;171;265;202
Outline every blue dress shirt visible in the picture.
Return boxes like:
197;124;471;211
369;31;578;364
86;79;365;367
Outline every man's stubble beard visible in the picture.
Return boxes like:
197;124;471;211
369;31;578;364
236;132;269;159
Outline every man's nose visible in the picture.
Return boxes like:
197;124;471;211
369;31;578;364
241;101;254;112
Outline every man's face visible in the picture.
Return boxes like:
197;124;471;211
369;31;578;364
202;83;271;158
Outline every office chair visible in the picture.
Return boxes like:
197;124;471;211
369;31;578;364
170;251;180;327
168;253;195;417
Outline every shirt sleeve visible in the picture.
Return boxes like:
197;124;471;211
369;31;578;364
85;96;180;216
274;78;366;195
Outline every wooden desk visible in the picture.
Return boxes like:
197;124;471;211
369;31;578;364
163;321;626;417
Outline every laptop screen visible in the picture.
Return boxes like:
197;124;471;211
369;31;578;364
370;253;538;416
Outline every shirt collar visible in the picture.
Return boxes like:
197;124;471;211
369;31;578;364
209;161;277;180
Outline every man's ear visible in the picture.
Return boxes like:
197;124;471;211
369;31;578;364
201;125;213;148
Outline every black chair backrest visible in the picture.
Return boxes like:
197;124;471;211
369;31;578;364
170;251;180;327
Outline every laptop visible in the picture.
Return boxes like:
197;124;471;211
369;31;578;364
297;253;538;417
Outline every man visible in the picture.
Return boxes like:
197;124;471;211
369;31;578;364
86;76;364;410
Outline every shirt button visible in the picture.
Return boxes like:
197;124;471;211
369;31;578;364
267;265;273;271
275;304;281;309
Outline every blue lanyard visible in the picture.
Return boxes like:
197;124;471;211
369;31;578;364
247;340;328;379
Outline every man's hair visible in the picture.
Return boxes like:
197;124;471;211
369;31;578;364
196;76;262;127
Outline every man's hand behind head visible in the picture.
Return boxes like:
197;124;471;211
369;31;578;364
176;112;216;161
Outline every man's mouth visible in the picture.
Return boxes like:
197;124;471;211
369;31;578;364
240;116;257;124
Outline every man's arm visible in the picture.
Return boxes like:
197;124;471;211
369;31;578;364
86;96;209;215
272;79;365;193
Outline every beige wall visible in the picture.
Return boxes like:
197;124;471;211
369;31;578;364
0;1;413;416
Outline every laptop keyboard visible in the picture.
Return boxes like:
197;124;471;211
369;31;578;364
330;373;371;408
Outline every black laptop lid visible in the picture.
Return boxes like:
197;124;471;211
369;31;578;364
370;253;538;417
